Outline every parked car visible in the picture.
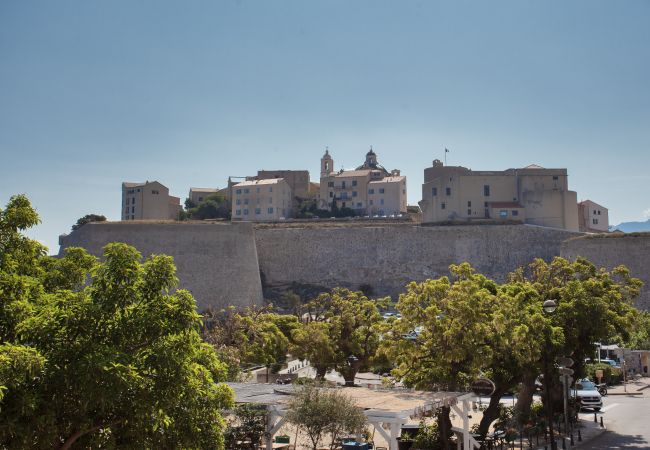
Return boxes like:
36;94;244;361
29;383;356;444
573;379;603;411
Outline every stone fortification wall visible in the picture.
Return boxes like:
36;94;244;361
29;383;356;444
59;222;263;311
561;234;650;311
254;224;579;300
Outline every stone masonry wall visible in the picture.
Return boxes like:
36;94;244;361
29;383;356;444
59;222;263;311
561;234;650;311
254;224;580;300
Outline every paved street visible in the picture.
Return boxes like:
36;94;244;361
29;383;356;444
579;378;650;449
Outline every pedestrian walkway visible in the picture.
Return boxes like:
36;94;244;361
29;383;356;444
606;375;649;395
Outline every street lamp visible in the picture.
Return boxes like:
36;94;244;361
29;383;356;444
542;299;558;450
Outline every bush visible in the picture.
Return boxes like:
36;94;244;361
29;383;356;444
584;363;623;384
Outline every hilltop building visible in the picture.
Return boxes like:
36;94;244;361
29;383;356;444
188;187;220;205
121;181;181;221
319;148;407;216
578;200;609;233
231;178;292;221
419;160;579;231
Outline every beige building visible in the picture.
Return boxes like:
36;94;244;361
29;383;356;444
254;170;311;199
188;187;220;205
578;200;609;233
419;160;579;231
231;178;292;221
319;149;407;216
121;181;181;221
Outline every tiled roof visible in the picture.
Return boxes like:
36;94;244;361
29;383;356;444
235;178;285;186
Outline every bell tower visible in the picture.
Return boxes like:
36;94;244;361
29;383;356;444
321;147;333;178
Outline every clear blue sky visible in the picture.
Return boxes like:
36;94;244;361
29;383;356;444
1;1;649;252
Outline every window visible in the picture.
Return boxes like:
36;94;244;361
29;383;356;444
236;189;242;194
446;187;451;196
256;187;260;193
131;215;135;219
467;209;472;215
597;210;601;215
352;191;358;197
593;209;597;215
342;202;346;207
329;191;333;198
484;185;490;196
553;176;559;180
341;192;348;199
467;201;471;207
243;209;249;215
328;181;334;187
152;190;159;194
356;202;362;207
352;180;357;186
441;203;446;210
131;206;135;213
268;207;274;214
244;199;249;205
269;197;272;203
236;199;241;205
369;189;375;194
512;210;519;216
244;188;250;194
432;187;437;196
198;196;204;202
342;181;346;188
236;209;241;215
500;210;508;218
255;208;261;215
127;189;135;194
379;188;385;194
380;199;384;205
593;218;599;225
132;198;136;205
369;200;374;205
485;208;489;217
484;201;489;207
269;187;273;192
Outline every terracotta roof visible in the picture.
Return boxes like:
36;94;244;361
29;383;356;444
235;178;286;186
190;187;219;193
523;164;544;169
369;176;405;184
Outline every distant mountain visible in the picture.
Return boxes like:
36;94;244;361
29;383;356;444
610;219;650;233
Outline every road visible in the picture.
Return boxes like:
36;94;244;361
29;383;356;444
580;391;650;448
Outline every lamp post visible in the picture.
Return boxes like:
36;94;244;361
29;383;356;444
542;299;558;450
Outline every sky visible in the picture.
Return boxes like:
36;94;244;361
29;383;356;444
1;0;649;253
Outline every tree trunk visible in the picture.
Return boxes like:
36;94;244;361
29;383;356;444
438;405;453;450
515;372;537;423
316;366;328;379
478;388;506;436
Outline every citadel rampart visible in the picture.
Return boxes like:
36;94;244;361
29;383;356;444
58;222;263;311
561;233;650;311
255;224;579;300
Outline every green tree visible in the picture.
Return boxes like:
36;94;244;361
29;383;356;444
224;404;267;450
291;289;386;384
186;193;230;220
0;195;233;449
286;384;366;450
508;257;641;417
71;213;106;231
204;306;298;378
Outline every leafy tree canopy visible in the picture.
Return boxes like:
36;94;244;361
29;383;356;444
185;193;230;220
72;214;106;231
292;289;387;383
0;195;233;449
286;384;366;450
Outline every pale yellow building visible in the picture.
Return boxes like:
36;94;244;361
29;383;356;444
578;200;609;233
188;187;220;205
121;181;181;221
231;178;292;221
319;149;407;216
419;160;579;231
